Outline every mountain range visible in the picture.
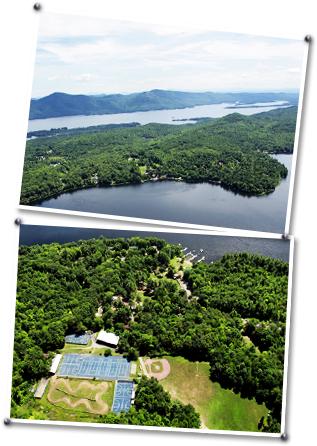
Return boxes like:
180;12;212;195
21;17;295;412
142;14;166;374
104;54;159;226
29;89;299;120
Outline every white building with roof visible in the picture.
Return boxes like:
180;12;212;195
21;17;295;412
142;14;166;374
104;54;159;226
50;354;62;374
96;331;120;347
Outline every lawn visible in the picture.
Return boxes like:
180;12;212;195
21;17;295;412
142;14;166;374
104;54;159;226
160;356;268;432
151;361;164;373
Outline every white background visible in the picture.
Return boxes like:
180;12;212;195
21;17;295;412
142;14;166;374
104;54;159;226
0;0;306;444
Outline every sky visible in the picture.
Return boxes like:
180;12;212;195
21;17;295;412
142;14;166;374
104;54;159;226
31;11;306;98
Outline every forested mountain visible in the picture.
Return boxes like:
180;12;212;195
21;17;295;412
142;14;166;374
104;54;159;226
29;90;299;119
12;235;289;432
20;107;296;204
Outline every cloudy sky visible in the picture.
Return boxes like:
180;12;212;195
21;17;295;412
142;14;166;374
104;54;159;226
31;11;306;98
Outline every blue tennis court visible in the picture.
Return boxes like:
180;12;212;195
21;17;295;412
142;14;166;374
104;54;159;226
112;381;134;414
57;354;131;380
65;333;91;345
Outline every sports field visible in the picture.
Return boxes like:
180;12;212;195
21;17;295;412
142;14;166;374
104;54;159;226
112;381;134;415
57;354;131;380
160;356;268;432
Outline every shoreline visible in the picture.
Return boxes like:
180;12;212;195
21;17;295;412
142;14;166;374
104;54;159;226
20;168;288;206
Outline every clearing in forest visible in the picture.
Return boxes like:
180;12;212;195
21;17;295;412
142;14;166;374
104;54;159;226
160;356;268;432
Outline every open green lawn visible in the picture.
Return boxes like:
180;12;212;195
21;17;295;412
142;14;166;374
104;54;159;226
160;356;268;432
101;382;115;407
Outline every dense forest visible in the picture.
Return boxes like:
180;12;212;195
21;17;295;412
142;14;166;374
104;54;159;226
12;235;289;432
29;90;298;120
20;107;296;204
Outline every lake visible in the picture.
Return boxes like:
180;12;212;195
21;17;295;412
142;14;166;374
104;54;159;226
19;225;290;263
33;154;292;234
27;101;289;132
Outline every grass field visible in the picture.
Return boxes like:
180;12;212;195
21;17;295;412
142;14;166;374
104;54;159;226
160;356;268;432
151;361;164;373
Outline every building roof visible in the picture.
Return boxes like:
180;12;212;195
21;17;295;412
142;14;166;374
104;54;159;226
97;330;120;346
50;354;62;374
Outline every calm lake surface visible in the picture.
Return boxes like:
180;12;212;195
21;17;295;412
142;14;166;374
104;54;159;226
28;101;289;132
34;154;292;234
19;226;290;263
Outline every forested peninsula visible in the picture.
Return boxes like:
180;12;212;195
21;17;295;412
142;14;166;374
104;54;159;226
29;90;298;120
12;236;289;432
20;107;296;204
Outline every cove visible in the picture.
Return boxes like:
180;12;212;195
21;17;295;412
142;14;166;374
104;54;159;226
33;155;292;234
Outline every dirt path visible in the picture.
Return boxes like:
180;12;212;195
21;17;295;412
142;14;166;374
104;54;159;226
48;376;109;414
177;276;192;297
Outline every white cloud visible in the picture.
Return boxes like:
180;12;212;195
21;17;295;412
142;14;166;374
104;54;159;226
287;68;301;74
48;76;58;81
70;73;99;82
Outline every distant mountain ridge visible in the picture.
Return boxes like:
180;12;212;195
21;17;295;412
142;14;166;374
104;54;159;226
29;89;299;120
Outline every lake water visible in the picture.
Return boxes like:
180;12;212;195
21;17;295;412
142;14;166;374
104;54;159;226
19;225;290;263
33;154;292;234
27;101;289;132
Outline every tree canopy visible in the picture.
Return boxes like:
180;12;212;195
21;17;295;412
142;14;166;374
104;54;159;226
12;236;289;432
20;107;296;204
